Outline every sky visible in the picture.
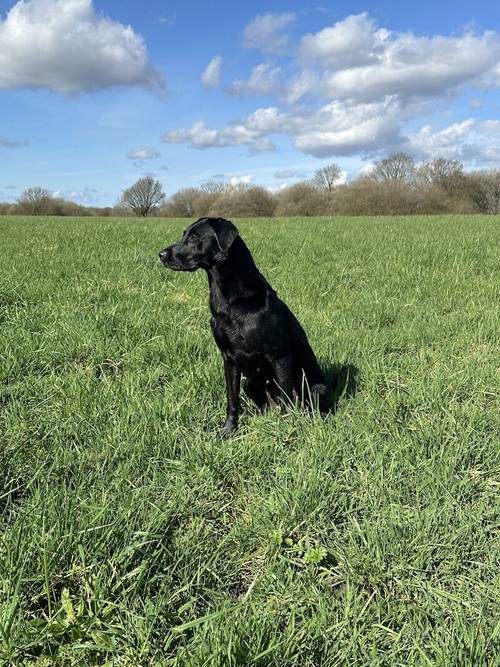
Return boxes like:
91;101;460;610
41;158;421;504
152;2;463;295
1;0;499;206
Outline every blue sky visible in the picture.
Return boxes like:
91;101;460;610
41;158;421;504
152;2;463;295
1;0;499;206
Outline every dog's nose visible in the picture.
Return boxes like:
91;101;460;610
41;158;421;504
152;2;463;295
159;248;170;261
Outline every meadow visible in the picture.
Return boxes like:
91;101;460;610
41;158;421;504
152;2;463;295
0;214;498;666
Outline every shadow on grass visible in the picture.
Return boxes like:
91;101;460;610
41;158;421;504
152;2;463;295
239;362;360;422
321;362;360;415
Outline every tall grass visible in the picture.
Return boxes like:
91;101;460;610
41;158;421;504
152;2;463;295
0;215;498;665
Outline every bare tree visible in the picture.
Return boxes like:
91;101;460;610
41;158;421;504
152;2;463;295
208;186;277;218
120;176;165;217
17;186;52;215
372;152;415;183
162;187;200;217
200;178;251;194
415;157;464;193
199;178;230;194
469;170;500;214
312;163;342;190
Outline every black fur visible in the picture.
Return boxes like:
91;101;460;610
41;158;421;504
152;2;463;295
159;217;326;434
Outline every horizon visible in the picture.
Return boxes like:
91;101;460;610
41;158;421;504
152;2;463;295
1;0;500;207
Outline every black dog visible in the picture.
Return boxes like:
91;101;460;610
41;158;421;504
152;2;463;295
159;217;326;434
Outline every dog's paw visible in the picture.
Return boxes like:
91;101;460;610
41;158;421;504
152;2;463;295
219;419;238;438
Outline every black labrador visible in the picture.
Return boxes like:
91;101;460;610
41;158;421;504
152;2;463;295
159;217;326;434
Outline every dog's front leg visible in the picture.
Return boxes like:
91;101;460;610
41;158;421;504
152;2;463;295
221;355;241;435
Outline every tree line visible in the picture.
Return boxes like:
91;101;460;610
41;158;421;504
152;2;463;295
2;154;499;218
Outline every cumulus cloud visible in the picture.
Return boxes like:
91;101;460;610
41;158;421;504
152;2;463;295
323;36;499;103
285;70;319;104
298;15;500;103
243;13;296;54
52;187;99;203
202;55;223;89
127;148;161;161
228;63;282;96
355;163;376;179
162;109;280;153
165;11;500;164
229;174;255;186
0;0;164;93
406;120;476;158
300;13;389;69
405;119;500;164
293;99;404;157
163;99;404;157
0;136;30;147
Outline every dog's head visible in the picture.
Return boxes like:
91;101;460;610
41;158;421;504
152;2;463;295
159;217;239;272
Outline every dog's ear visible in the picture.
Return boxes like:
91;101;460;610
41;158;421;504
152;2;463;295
210;218;239;258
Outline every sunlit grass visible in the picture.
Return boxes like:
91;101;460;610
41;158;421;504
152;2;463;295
0;214;499;665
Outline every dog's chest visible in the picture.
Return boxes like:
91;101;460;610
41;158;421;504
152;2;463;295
210;311;245;350
210;312;263;369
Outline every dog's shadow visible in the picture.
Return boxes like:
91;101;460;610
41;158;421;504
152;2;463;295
321;362;360;415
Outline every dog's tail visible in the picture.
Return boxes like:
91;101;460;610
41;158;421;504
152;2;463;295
297;373;327;410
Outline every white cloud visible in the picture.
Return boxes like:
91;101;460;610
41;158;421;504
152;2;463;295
479;120;500;137
293;99;404;157
127;148;161;161
406;120;476;158
163;98;500;164
285;70;318;103
308;24;500;102
354;163;376;179
162;108;281;153
165;12;500;165
202;55;222;89
52;187;99;203
0;0;164;93
406;119;500;164
243;12;296;54
229;174;255;186
335;170;348;185
163;99;404;157
267;182;290;193
228;63;282;96
300;13;389;69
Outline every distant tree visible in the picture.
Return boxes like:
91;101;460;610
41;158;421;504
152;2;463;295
120;176;165;217
17;186;52;215
469;170;500;214
312;163;342;190
200;178;250;194
208;186;276;218
275;182;326;216
163;187;200;217
199;178;230;194
415;157;465;194
372;152;415;183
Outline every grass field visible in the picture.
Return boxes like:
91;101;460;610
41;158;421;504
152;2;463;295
0;214;499;666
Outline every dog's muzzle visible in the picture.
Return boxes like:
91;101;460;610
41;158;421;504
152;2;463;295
159;248;171;264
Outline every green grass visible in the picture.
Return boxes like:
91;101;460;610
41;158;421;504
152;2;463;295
0;214;498;666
